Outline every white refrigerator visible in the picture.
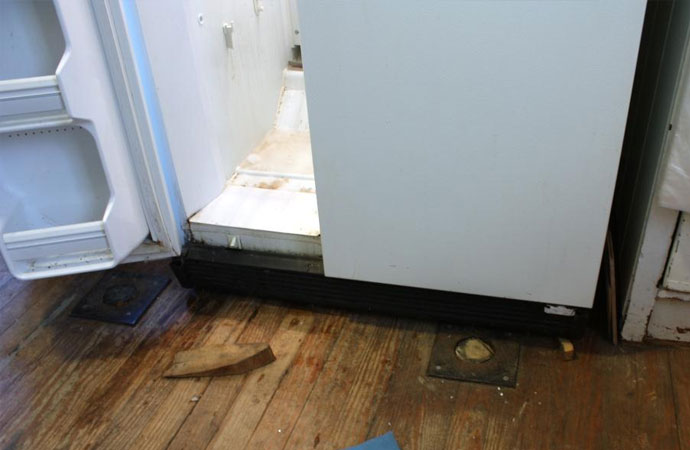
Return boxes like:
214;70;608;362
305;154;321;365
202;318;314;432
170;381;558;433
0;0;647;321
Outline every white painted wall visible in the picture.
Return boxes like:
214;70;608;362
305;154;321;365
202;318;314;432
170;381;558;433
662;213;690;291
136;1;225;218
180;0;294;178
136;0;295;216
658;32;690;213
647;298;690;341
624;205;690;342
621;203;677;341
619;1;690;341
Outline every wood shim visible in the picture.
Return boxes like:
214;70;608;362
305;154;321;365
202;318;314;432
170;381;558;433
164;343;276;378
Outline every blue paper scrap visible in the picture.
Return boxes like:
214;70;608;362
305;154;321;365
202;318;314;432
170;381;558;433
343;432;401;450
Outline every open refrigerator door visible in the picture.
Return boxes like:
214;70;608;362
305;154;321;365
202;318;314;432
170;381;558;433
0;0;154;279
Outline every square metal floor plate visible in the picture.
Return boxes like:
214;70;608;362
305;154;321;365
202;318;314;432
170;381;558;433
70;271;170;326
427;324;520;388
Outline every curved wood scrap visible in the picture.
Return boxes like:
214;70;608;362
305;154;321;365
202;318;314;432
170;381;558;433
164;343;276;378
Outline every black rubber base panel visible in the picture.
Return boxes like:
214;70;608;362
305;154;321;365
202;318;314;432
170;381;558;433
172;245;588;338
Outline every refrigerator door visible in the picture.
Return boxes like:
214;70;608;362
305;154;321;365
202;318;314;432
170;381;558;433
300;0;646;308
0;0;150;279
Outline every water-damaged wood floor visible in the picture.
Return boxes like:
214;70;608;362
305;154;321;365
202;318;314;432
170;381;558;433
1;257;689;450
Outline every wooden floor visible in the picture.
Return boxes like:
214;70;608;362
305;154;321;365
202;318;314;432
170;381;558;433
1;258;689;450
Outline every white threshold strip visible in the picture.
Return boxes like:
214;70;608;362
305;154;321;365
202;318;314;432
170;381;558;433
234;168;315;181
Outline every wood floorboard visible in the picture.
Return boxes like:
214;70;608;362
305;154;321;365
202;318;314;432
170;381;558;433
0;275;27;312
136;300;269;450
244;311;345;450
0;277;92;388
0;265;181;449
594;340;679;450
0;273;103;403
157;301;285;450
59;288;202;449
16;282;187;450
366;320;459;450
0;260;687;450
283;314;403;450
0;276;79;355
669;346;690;450
206;310;315;450
93;294;243;450
472;334;604;450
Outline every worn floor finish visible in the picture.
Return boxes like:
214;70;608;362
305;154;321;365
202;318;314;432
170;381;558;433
0;257;687;450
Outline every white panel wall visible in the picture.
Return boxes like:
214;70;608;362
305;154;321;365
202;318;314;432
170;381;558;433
647;298;690;342
658;53;690;213
184;0;295;178
619;1;690;341
301;0;646;308
136;1;225;217
136;0;295;216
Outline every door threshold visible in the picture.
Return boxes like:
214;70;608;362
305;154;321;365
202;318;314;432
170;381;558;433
189;185;320;257
189;67;319;258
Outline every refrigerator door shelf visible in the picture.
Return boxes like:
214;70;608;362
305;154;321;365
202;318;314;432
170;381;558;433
0;76;70;132
0;0;150;279
1;222;113;279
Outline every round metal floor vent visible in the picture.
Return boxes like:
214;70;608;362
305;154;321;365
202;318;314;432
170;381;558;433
455;337;495;363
